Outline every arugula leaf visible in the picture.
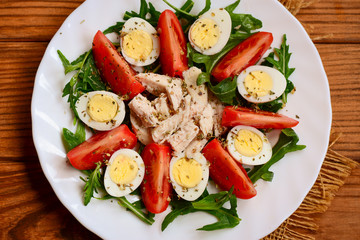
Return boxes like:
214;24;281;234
161;201;196;231
124;0;161;26
103;22;124;35
163;0;196;20
224;0;262;33
82;53;106;90
192;187;234;210
62;121;86;152
96;193;155;225
103;0;161;34
118;196;155;225
229;13;262;33
198;202;240;230
248;128;306;183
208;78;237;105
58;50;83;74
260;35;295;112
162;188;240;231
80;162;104;206
224;0;240;13
59;50;106;118
198;0;211;16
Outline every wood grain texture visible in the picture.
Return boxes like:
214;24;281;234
0;0;359;239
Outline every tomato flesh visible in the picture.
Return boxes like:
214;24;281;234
157;10;188;77
92;30;145;99
67;124;137;170
212;32;273;82
141;143;172;214
222;106;299;129
202;139;257;199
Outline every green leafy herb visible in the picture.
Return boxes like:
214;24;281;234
103;22;124;35
192;186;234;210
260;34;295;112
96;193;155;225
248;128;306;183
198;0;211;16
103;0;161;34
80;162;104;206
118;196;155;225
62;121;86;152
224;0;262;33
208;78;237;105
162;187;240;231
58;50;106;118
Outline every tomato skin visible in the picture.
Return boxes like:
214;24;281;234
92;30;145;99
141;143;172;214
157;10;188;77
212;32;273;82
202;139;256;199
222;106;299;129
67;125;137;170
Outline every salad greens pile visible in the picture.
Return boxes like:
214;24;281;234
58;0;305;232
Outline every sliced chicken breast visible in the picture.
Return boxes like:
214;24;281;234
130;113;153;145
136;73;183;110
128;94;159;128
168;120;199;155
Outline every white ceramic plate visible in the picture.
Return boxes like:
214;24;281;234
31;0;332;239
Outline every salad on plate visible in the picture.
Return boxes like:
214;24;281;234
57;0;306;232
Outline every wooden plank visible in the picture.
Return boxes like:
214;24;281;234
316;44;360;160
296;0;360;43
0;0;84;41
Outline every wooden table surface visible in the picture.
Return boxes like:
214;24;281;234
0;0;359;239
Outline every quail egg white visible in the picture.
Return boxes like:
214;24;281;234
227;125;272;165
169;152;209;201
75;90;125;131
237;65;287;103
188;8;231;55
104;149;145;197
120;17;160;66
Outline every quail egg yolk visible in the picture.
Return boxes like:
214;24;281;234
172;158;202;188
235;129;263;157
122;30;153;61
190;18;220;51
244;71;273;98
109;155;138;185
87;94;118;122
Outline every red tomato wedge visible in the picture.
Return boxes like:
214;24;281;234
141;143;172;214
157;10;188;77
212;32;273;82
222;106;299;129
202;139;256;199
67;125;137;170
92;30;145;99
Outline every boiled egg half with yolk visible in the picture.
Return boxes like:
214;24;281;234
169;152;209;201
189;8;231;55
75;91;125;131
237;65;287;103
227;125;272;165
120;17;160;66
104;149;145;197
